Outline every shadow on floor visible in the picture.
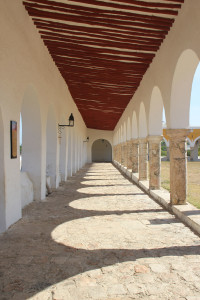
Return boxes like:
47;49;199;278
0;163;200;299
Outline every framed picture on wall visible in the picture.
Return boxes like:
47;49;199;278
10;121;17;159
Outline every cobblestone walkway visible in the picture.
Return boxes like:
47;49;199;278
1;163;200;300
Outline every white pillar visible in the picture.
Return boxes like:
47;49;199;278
59;127;69;181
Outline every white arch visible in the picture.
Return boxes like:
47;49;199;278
120;125;123;143
59;115;68;182
123;122;127;142
118;129;121;144
162;137;169;148
132;111;138;139
74;130;78;173
21;86;43;200
193;136;200;146
139;102;147;138
149;86;164;135
127;117;131;140
67;128;72;177
113;132;117;146
46;103;59;188
0;106;5;233
71;129;76;174
170;49;199;128
187;137;192;147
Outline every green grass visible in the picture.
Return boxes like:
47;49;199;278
161;161;200;209
161;150;167;156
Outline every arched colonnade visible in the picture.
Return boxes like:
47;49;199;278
113;48;200;206
0;85;88;233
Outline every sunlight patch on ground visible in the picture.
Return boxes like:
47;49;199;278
51;213;180;251
69;195;150;211
77;186;137;195
81;180;131;186
51;215;148;250
83;175;124;180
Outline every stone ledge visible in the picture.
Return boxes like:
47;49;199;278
126;169;132;179
171;204;200;236
150;189;170;210
132;173;139;183
113;161;200;237
138;180;149;193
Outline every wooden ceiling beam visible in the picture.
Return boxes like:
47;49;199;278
23;0;184;130
24;2;175;28
24;0;179;16
34;19;166;38
47;46;154;64
40;31;162;46
24;0;182;10
26;7;170;33
52;54;151;71
44;39;158;53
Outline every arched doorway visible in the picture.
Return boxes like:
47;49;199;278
190;138;200;161
92;139;112;162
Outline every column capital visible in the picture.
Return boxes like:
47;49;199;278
138;137;147;144
166;129;192;140
148;135;163;143
131;138;139;144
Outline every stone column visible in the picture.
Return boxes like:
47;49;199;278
139;138;148;181
167;147;170;161
119;143;122;164
113;145;116;161
166;129;191;205
120;143;124;165
124;142;128;167
127;140;132;169
117;144;120;163
148;135;162;190
132;139;139;173
190;143;199;161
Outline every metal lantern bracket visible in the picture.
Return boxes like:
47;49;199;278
83;137;89;143
58;113;74;138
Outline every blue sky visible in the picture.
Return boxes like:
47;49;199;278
163;63;200;127
190;63;200;126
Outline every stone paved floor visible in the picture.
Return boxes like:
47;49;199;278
1;163;200;300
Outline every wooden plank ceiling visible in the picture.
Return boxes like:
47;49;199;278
23;0;184;130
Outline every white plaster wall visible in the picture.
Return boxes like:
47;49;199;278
139;103;148;138
149;87;163;136
21;172;34;208
21;87;42;201
0;0;87;231
132;112;138;139
59;127;68;182
127;118;131;141
0;106;6;233
46;104;59;188
67;130;73;177
87;129;113;163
